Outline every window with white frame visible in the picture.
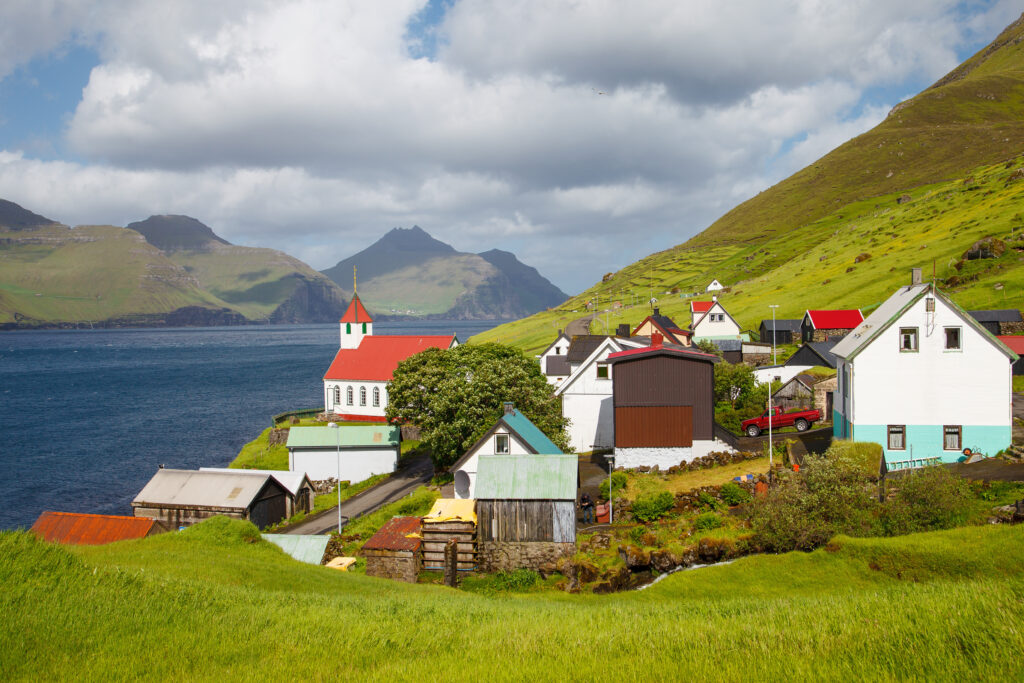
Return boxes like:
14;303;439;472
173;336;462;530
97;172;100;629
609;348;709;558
333;386;340;405
887;425;905;450
372;386;380;407
943;425;961;451
596;363;609;379
944;327;961;350
359;386;367;406
899;327;918;352
346;386;353;406
494;433;509;454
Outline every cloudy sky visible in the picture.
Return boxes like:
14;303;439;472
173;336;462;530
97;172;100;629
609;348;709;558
0;1;1019;293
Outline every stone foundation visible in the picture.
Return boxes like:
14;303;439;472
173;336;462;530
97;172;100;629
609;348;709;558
809;328;850;342
478;541;575;572
614;439;734;469
364;550;420;583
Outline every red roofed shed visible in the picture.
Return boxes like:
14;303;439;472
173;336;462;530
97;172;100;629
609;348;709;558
997;335;1024;374
362;516;422;582
31;511;166;545
802;309;864;342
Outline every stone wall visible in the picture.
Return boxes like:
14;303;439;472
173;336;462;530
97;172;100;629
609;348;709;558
365;550;420;583
1000;320;1024;335
743;353;771;366
478;541;575;572
268;428;289;446
813;377;838;413
809;328;850;342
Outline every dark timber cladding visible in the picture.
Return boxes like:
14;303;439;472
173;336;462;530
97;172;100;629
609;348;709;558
477;500;576;543
612;352;714;446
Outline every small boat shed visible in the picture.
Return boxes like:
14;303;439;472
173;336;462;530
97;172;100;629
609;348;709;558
200;467;316;517
362;516;423;583
131;469;291;530
475;453;578;572
31;511;167;545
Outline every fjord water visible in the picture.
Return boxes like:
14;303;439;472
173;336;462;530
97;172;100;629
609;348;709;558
0;321;499;530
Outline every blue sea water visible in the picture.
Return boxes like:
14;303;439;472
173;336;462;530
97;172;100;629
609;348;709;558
0;320;500;530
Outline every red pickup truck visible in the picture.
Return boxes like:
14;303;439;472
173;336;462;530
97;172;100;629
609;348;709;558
741;406;821;437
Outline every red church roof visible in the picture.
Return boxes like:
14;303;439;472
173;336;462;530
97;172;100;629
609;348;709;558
324;335;457;381
691;301;714;313
31;511;162;545
805;309;863;330
340;295;373;323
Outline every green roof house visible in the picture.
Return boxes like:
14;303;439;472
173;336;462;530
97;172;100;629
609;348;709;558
286;425;400;483
449;402;564;499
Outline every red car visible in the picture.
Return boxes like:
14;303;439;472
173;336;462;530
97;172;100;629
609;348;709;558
741;406;821;437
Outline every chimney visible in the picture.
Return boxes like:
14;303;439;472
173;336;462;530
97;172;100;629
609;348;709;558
712;295;717;302
557;328;563;336
651;332;663;348
617;323;630;337
911;268;922;285
503;401;515;415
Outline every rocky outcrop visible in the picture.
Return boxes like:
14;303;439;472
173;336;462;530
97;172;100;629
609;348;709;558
267;274;349;323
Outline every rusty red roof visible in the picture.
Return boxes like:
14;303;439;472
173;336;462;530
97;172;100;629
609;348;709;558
324;334;457;381
804;309;863;330
340;295;373;323
31;511;162;545
362;516;422;552
997;335;1024;354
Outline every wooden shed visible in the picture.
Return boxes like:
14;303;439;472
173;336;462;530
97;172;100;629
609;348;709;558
131;469;290;530
421;498;477;571
759;319;802;345
475;454;578;572
362;516;422;583
200;468;315;517
772;374;816;412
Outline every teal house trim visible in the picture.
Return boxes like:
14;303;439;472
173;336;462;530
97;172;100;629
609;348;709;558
847;423;1011;470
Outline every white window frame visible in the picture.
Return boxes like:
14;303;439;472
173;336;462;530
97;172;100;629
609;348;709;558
372;386;380;407
899;327;919;352
944;326;962;351
494;433;510;454
346;386;353;406
359;386;367;406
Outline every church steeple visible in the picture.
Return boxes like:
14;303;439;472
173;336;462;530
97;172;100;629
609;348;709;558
339;267;373;348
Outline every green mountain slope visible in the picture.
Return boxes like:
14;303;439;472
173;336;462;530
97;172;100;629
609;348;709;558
475;13;1024;353
322;226;568;319
0;206;349;328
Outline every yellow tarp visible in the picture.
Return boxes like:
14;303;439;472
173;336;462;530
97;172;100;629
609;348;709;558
422;498;477;525
325;556;357;571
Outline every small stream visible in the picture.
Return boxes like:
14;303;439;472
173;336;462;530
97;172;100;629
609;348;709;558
635;559;735;590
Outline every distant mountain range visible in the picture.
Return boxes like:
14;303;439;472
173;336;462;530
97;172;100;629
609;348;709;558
0;207;348;329
321;226;568;319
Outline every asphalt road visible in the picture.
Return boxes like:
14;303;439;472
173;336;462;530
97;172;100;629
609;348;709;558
283;452;434;535
565;314;594;337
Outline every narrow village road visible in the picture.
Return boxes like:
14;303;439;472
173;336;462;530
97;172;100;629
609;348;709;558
284;452;434;535
565;314;594;337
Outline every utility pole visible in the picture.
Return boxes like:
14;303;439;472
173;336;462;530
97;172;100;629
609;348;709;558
768;304;779;366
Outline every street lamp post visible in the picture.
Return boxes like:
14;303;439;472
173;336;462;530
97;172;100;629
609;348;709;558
327;422;342;534
605;454;615;524
768;304;779;366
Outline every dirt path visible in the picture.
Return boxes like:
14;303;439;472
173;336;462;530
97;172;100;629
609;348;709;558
283;452;433;535
565;314;594;337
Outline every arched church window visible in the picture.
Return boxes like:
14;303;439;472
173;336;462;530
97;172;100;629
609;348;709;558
359;386;367;406
372;387;380;407
346;386;353;406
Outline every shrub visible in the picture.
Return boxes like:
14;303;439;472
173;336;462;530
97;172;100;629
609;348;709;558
694;513;723;531
697;491;723;511
627;526;646;545
600;471;628;500
879;466;974;535
490;569;540;592
720;482;751;506
630;491;675;522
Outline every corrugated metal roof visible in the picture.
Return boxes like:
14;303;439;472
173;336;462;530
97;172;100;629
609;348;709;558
969;309;1023;323
262;534;330;564
31;511;161;545
760;319;802;332
132;469;278;510
475;454;578;500
199;468;312;497
362;516;422;551
286;425;400;449
502;409;563;454
998;335;1024;353
323;335;456;381
805;309;864;330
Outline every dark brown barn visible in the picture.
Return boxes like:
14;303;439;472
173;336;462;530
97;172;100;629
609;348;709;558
607;338;719;468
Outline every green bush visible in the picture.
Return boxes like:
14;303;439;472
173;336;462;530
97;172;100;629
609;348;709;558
720;482;751;506
600;471;628;500
694;513;723;531
628;526;647;545
630;491;675;522
879;466;974;535
490;569;540;592
697;491;723;512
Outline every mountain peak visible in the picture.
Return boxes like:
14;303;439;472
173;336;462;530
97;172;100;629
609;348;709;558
378;225;456;253
126;215;231;252
0;198;62;231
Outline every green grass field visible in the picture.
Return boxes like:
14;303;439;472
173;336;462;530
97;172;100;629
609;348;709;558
2;519;1022;680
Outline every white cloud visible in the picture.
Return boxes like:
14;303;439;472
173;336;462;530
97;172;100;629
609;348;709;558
0;0;1017;293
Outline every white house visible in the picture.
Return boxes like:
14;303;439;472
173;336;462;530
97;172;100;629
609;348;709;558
754;364;815;386
555;335;648;453
706;279;725;292
690;299;742;340
323;293;457;420
831;270;1017;471
449;403;563;499
285;425;401;482
538;330;571;385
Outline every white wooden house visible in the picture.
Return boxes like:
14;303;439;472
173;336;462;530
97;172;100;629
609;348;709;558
538;330;571;385
831;271;1017;471
705;279;725;292
449;403;563;499
285;425;401;482
690;299;741;340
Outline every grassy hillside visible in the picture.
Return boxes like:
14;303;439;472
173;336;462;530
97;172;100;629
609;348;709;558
2;518;1022;679
0;224;228;324
474;14;1024;353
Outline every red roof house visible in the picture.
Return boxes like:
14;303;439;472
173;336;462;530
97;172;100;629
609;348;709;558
801;309;864;342
324;294;458;419
31;511;166;545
